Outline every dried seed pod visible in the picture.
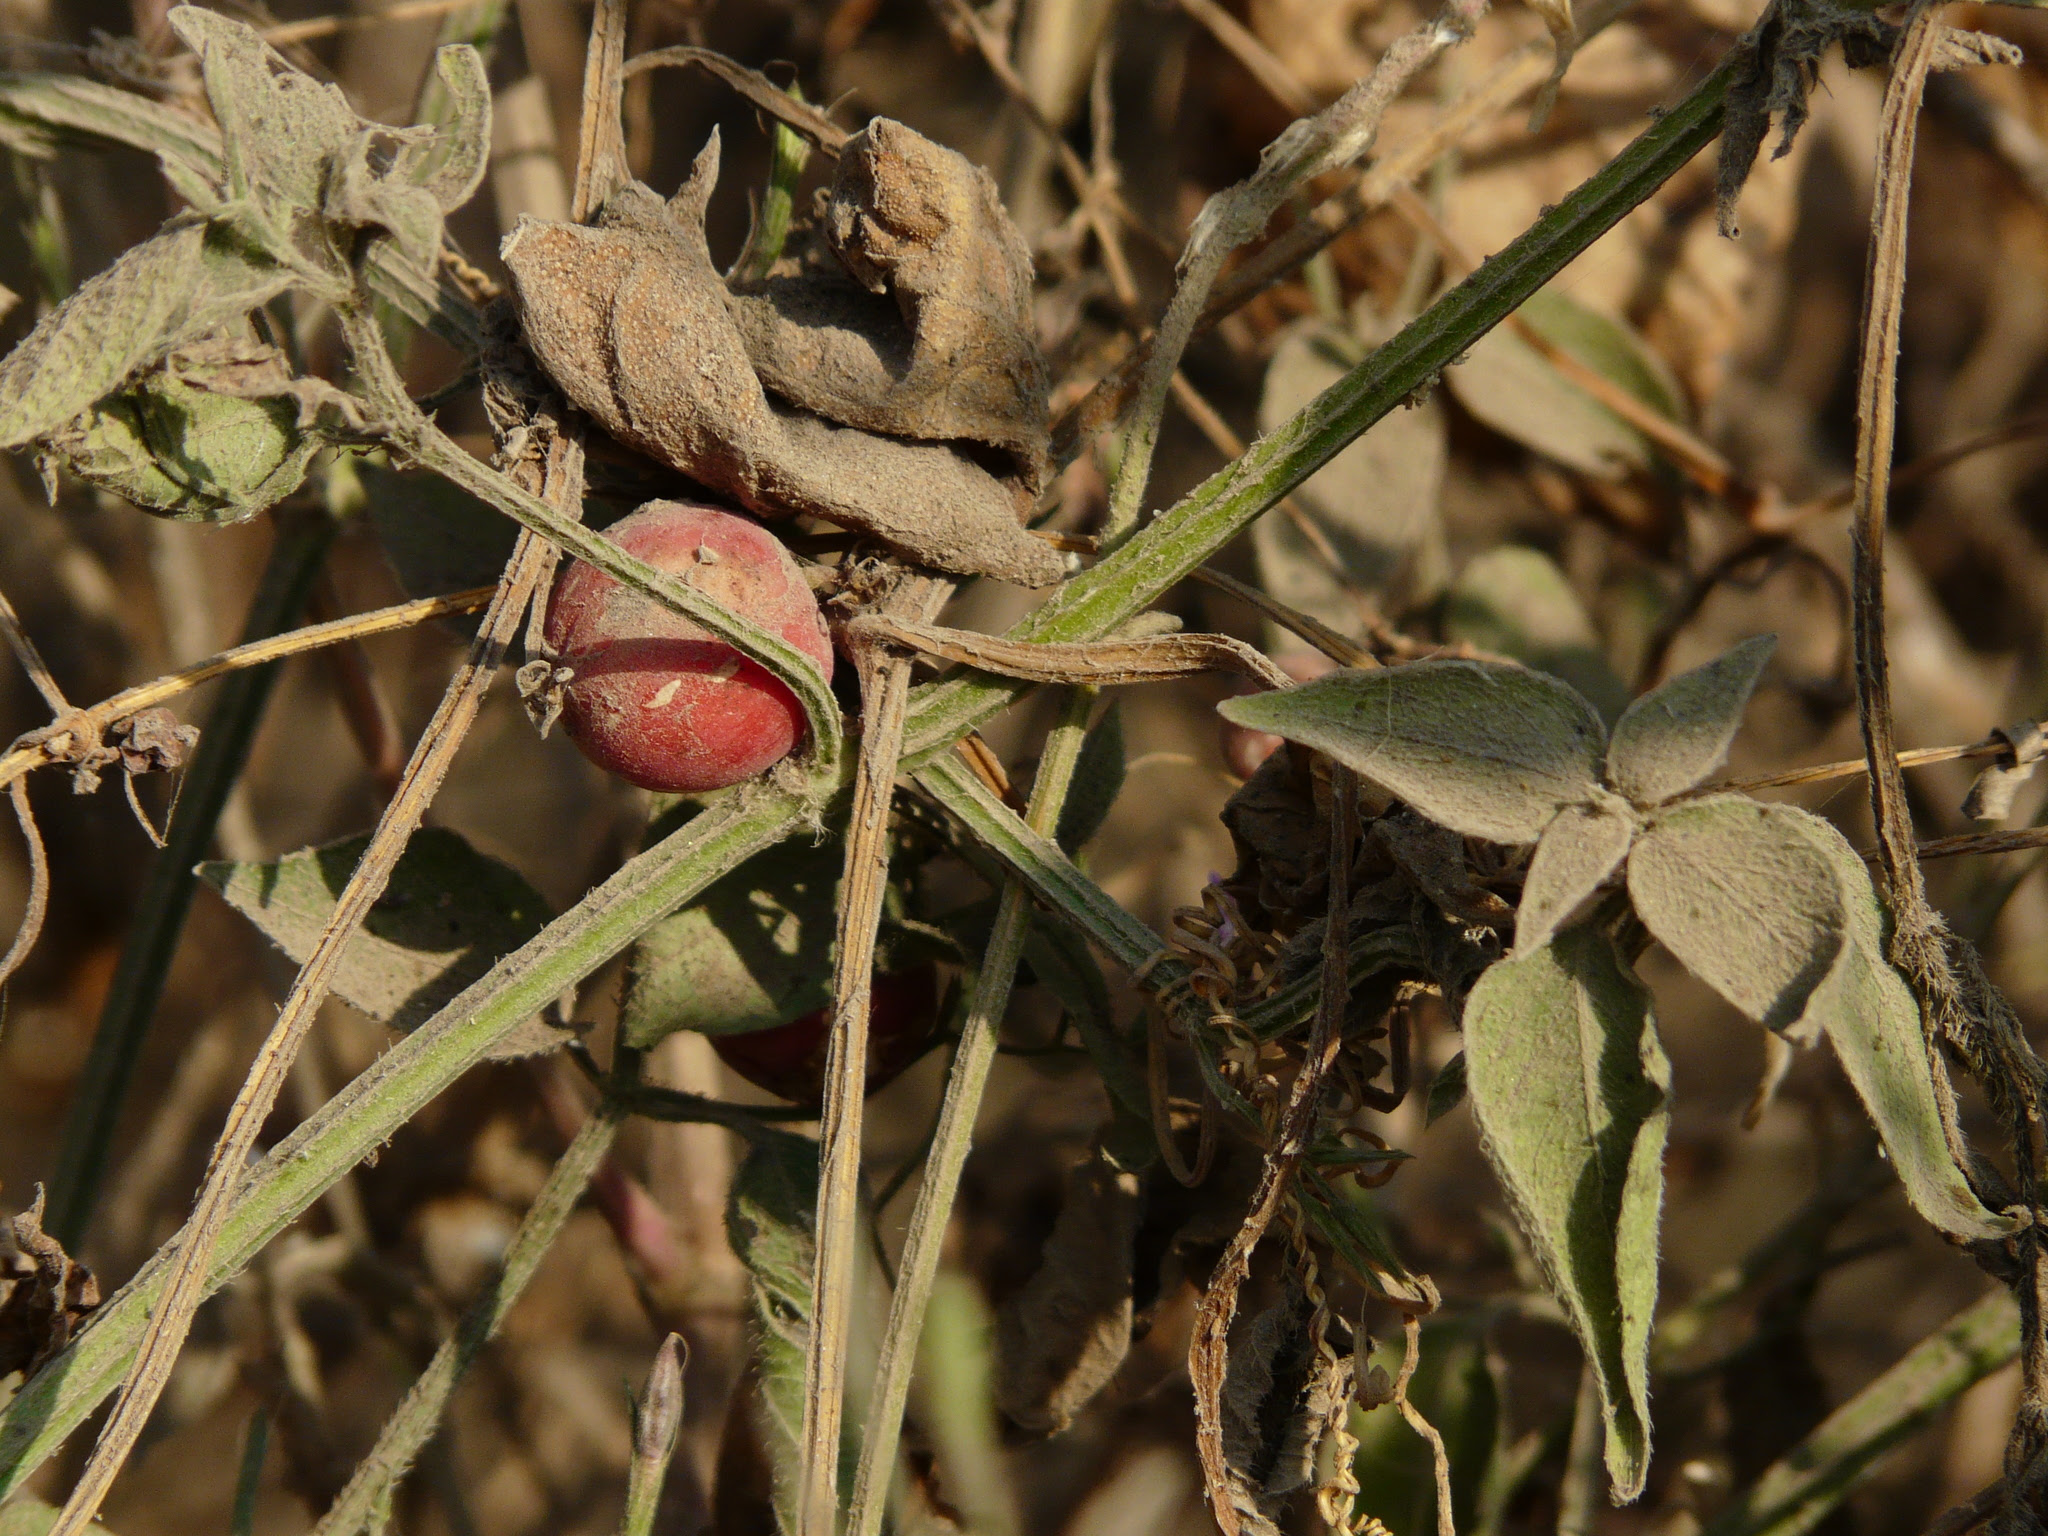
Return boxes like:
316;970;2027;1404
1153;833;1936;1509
502;133;1065;587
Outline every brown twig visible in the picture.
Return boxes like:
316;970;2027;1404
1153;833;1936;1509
1186;565;1375;668
0;582;68;716
798;573;947;1536
1926;1481;2007;1536
0;587;493;795
0;780;49;994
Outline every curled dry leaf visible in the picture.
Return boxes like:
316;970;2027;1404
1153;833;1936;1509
503;131;1066;587
994;1142;1144;1437
729;117;1051;492
0;1188;100;1382
853;612;1293;690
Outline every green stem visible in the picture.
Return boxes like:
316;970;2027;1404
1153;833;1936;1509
0;49;1741;1491
848;687;1096;1536
618;1333;685;1536
1699;1289;2019;1536
897;50;1734;767
45;510;334;1248
0;785;798;1504
313;1064;635;1536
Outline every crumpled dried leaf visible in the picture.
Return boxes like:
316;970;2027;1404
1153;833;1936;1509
855;612;1291;689
1962;720;2046;823
503;133;1065;587
729;117;1050;491
1218;1282;1316;1533
199;827;570;1058
995;1141;1143;1437
0;1187;100;1382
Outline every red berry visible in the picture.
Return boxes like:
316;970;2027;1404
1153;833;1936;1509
710;966;941;1107
544;501;834;793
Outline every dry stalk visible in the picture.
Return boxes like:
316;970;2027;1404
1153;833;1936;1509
1846;6;2048;1521
797;573;948;1536
1191;765;1359;1533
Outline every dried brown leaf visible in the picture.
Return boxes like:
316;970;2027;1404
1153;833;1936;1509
503;135;1064;587
0;1188;100;1382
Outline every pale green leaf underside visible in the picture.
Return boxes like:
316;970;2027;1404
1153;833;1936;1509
1628;796;1844;1034
200;827;565;1057
1516;793;1637;955
1215;659;1606;844
1779;810;2023;1242
1464;926;1667;1501
1608;635;1774;805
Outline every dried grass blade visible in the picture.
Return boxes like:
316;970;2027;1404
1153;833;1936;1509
623;46;850;154
798;575;946;1536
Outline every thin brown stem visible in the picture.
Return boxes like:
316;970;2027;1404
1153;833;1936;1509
798;573;946;1536
0;582;69;715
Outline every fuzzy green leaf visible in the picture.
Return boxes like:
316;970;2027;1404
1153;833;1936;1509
1779;810;2024;1241
1515;792;1637;954
1463;925;1668;1501
0;223;288;451
1628;795;1845;1034
170;6;358;215
1215;659;1607;844
199;827;566;1057
1609;636;1775;805
728;1134;823;1536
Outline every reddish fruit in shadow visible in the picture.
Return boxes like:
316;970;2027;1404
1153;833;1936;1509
544;500;833;793
710;965;940;1107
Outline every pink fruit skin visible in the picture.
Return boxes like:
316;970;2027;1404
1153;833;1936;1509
544;501;834;793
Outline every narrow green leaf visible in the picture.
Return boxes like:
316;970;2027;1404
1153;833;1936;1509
729;1133;844;1536
1515;792;1637;955
1463;926;1668;1500
1608;636;1774;805
1627;795;1844;1034
1216;660;1607;845
1424;1051;1467;1127
200;827;564;1057
1778;811;2023;1241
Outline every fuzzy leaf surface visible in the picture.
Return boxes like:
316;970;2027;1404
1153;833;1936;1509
1782;811;2023;1241
728;1134;823;1536
1628;796;1844;1034
1464;925;1668;1501
1443;546;1628;723
1609;635;1775;805
1215;659;1606;844
200;828;565;1057
0;223;287;450
1516;793;1637;954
